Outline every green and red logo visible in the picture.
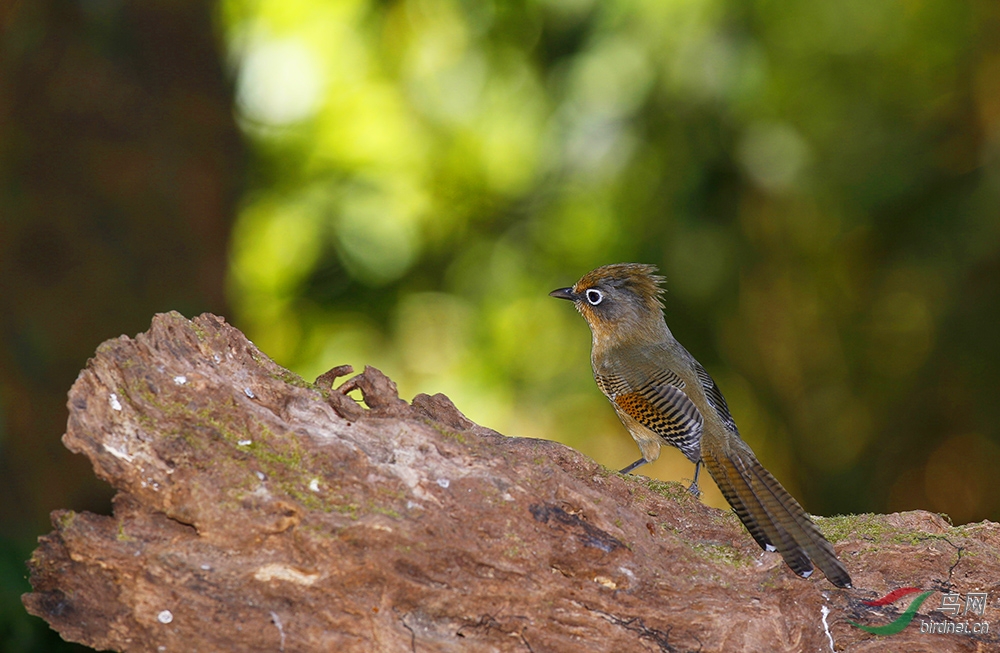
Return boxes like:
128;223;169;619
849;587;933;635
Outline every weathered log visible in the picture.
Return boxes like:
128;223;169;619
22;312;1000;652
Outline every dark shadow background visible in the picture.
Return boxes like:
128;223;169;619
2;1;1000;650
1;1;242;649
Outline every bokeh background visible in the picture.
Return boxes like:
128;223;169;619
3;0;1000;649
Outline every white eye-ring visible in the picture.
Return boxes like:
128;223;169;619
585;289;604;305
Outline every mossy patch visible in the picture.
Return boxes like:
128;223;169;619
425;420;466;444
689;540;754;568
190;322;209;342
56;511;78;530
271;369;314;390
814;513;898;543
708;508;743;530
502;532;526;559
595;465;616;478
332;503;360;519
641;478;695;504
371;505;402;519
116;520;134;542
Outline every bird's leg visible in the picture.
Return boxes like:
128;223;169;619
619;458;648;475
686;460;702;497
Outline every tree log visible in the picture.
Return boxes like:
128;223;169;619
22;312;1000;652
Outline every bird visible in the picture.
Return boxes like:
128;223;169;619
550;262;852;588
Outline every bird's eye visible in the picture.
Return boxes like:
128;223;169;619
585;289;604;305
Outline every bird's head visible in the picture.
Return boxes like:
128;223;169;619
550;263;669;345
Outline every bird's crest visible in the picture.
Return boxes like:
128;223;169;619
575;263;666;309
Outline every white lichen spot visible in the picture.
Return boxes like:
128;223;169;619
200;564;211;571
255;471;266;481
821;605;835;652
109;393;123;411
436;478;450;489
213;353;222;363
157;610;173;624
238;439;252;446
270;611;286;652
309;478;320;492
103;443;134;463
173;375;187;385
244;387;256;399
254;564;319;586
388;450;423;490
618;566;636;580
594;576;617;590
502;493;515;502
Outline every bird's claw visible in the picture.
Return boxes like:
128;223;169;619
686;480;702;498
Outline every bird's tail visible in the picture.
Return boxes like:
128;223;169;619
703;444;852;588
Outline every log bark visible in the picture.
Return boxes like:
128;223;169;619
22;312;1000;652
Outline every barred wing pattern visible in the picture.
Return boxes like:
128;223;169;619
596;368;703;463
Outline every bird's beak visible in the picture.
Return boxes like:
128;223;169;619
549;287;577;301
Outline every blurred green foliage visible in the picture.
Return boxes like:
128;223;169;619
218;0;1000;522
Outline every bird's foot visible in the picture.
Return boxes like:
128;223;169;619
685;460;703;497
686;479;702;498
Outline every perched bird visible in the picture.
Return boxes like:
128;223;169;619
550;263;852;588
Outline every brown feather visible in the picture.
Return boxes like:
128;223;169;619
706;446;851;586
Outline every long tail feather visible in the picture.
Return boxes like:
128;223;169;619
704;447;852;588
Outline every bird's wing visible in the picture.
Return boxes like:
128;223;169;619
693;362;738;433
596;367;704;462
